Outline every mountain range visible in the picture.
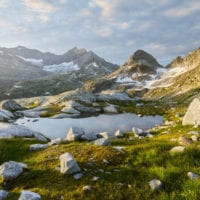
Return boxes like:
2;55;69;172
0;45;199;101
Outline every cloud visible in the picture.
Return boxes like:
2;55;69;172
23;0;57;13
95;27;113;37
165;1;200;17
89;0;114;18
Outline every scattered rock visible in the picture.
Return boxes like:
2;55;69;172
187;131;199;135
61;106;80;115
1;100;23;112
187;172;199;180
48;138;63;145
183;97;200;126
97;132;110;139
0;109;14;122
178;136;193;146
92;176;100;181
132;127;148;137
66;127;85;141
0;190;8;200
103;104;118;113
170;146;185;153
113;146;125;153
191;135;199;141
74;173;83;180
0;161;27;181
82;185;91;192
59;153;81;175
30;144;49;151
103;159;109;164
80;133;97;141
148;179;162;190
115;130;124;138
18;190;41;200
93;138;111;146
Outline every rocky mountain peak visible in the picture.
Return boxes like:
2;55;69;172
127;49;162;69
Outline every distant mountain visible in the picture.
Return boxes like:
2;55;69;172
145;47;200;100
0;46;118;99
83;50;164;93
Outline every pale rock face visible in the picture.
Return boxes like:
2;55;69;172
98;132;110;139
0;190;9;200
66;127;85;141
18;190;41;200
30;144;49;151
0;109;14;122
183;98;200;126
178;136;193;146
115;130;124;138
132;127;148;137
0;161;27;181
148;179;162;190
59;153;81;175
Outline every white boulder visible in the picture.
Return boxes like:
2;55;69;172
30;144;49;151
66;127;85;141
59;153;81;175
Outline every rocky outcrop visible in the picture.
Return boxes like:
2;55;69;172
30;144;49;151
0;161;27;181
18;190;41;200
59;153;81;175
1;100;23;111
103;104;118;113
0;109;14;122
183;97;200;126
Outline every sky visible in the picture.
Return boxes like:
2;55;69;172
0;0;200;65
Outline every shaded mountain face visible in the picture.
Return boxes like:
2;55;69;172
83;50;164;93
0;46;118;99
145;47;200;100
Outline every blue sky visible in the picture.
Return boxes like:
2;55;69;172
0;0;200;65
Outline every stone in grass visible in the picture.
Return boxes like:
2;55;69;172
191;135;199;142
148;179;162;190
170;146;185;153
18;190;41;200
92;176;100;181
178;136;193;146
93;138;111;146
59;153;81;175
48;137;63;145
74;173;83;180
66;127;85;141
97;132;110;139
30;144;49;151
0;190;8;200
0;161;27;181
115;130;124;138
187;172;199;180
82;185;91;192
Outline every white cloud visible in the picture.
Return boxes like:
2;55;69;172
96;27;113;37
165;1;200;17
39;14;50;22
23;0;57;13
89;0;114;18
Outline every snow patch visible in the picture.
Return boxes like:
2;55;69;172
43;62;80;73
18;56;43;66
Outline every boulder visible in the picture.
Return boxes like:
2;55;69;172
0;190;8;200
132;127;148;137
0;123;47;142
170;146;185;153
93;138;111;146
103;105;118;113
59;153;81;175
82;185;91;192
74;173;83;180
188;131;199;135
96;91;132;101
191;135;199;141
30;144;49;151
0;109;14;122
187;172;199;180
66;127;85;141
97;132;110;138
115;130;124;138
183;98;200;126
18;190;41;200
178;136;193;146
148;179;162;190
80;133;97;141
61;107;80;114
1;100;23;112
0;161;27;181
48;138;63;145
